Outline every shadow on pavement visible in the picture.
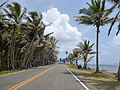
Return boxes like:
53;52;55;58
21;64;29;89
62;72;71;74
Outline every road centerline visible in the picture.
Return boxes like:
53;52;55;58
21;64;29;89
8;66;55;90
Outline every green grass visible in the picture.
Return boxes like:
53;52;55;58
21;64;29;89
66;64;120;90
0;70;21;75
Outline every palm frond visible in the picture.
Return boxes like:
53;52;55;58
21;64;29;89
105;2;118;16
87;56;94;62
101;0;105;11
0;1;8;8
44;32;54;39
116;22;120;35
108;11;120;35
19;7;27;21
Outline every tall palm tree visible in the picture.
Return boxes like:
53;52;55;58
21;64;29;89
76;0;116;72
77;40;95;69
3;2;26;70
0;1;58;70
20;11;44;68
0;1;8;70
21;11;53;68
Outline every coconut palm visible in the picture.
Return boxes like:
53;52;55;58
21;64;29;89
21;11;54;68
0;1;58;70
77;40;95;69
73;48;81;66
3;2;26;70
76;0;116;72
67;53;75;64
20;11;45;68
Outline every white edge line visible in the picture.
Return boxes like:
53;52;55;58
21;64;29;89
64;65;90;90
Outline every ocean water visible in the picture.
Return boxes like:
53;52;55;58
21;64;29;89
88;64;119;73
70;61;119;73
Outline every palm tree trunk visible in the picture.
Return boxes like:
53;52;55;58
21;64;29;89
0;52;2;70
7;48;10;69
21;30;37;69
10;43;15;70
96;26;100;73
76;60;78;66
83;60;87;69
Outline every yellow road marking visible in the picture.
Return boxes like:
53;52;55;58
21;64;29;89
8;66;55;90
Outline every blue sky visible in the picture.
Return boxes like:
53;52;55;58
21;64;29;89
1;0;120;65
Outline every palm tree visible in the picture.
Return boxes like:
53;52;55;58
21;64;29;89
0;1;8;70
73;48;81;66
20;11;44;68
0;1;58;70
76;0;116;72
67;53;75;64
3;2;26;70
21;11;53;68
48;36;59;64
77;40;95;69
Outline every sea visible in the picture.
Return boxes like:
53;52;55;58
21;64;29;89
67;61;119;73
88;64;119;73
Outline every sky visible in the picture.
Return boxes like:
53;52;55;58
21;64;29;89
1;0;120;65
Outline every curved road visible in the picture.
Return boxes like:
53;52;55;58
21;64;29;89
0;64;88;90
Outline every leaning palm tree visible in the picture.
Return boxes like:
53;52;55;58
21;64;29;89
76;0;117;72
3;2;26;70
67;53;75;64
20;11;44;68
77;40;95;69
21;11;52;68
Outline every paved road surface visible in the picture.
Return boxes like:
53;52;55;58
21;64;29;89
0;64;88;90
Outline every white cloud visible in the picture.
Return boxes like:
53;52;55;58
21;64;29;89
112;34;120;46
99;34;120;65
42;8;82;56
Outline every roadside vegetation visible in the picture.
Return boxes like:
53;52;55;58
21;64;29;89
0;69;21;75
0;1;59;71
63;0;120;82
66;64;120;90
0;0;120;86
75;0;119;73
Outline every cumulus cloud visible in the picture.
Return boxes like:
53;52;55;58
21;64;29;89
42;8;82;56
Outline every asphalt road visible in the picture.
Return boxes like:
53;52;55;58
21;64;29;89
0;64;88;90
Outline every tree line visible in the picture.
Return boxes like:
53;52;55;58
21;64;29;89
0;2;59;71
64;39;95;70
64;0;120;81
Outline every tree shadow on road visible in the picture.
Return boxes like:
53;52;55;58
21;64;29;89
61;72;71;74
